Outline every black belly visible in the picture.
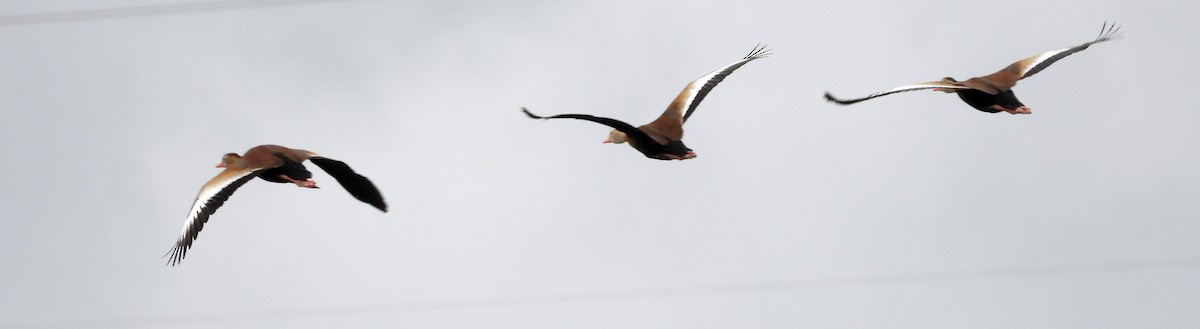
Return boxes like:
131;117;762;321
957;89;1024;113
258;156;313;183
630;138;692;161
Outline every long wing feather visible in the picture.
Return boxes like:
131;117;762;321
522;107;651;141
983;22;1123;90
166;168;261;266
669;44;771;124
308;156;387;212
642;44;770;141
824;81;973;105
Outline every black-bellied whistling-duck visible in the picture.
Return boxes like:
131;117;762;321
824;22;1122;114
523;44;770;160
166;144;386;266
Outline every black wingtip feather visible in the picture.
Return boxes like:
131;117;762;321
1095;21;1124;43
165;239;190;267
823;92;853;105
745;43;773;60
521;107;547;120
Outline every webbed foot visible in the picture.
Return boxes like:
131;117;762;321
278;175;319;188
992;105;1032;115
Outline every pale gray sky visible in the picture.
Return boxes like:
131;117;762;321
2;0;1198;328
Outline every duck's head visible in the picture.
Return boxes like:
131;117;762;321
216;153;242;168
602;129;629;144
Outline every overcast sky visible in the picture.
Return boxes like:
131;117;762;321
2;0;1198;328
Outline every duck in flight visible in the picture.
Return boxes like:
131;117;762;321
824;22;1122;114
523;44;770;160
166;144;386;266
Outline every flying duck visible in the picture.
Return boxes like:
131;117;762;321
166;144;386;265
824;22;1122;114
523;44;770;160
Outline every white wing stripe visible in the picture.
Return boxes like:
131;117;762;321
856;83;970;100
881;83;970;94
1018;48;1070;77
167;170;259;265
675;46;770;122
825;82;973;105
681;59;750;102
177;172;255;239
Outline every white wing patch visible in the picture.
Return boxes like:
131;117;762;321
880;82;971;94
825;81;972;105
1013;22;1123;81
1017;48;1070;78
179;172;249;235
671;45;770;123
167;169;260;265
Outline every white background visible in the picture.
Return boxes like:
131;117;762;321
2;0;1197;328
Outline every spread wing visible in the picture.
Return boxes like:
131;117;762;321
308;156;387;212
166;167;262;266
522;107;656;144
980;22;1123;90
646;44;771;140
824;80;974;105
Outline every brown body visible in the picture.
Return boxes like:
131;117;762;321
221;145;320;187
524;45;771;160
825;22;1122;114
166;144;386;266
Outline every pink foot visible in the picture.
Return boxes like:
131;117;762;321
295;179;319;188
661;151;698;160
279;175;319;189
993;105;1032;115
